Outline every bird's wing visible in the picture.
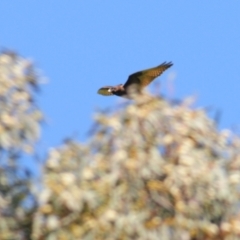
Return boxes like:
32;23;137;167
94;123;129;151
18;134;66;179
124;62;173;89
97;86;114;96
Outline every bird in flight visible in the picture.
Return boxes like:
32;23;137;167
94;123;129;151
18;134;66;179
97;62;173;98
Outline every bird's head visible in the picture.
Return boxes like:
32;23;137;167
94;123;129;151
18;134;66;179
109;84;124;93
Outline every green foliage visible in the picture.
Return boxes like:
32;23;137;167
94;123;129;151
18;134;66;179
34;96;240;240
1;51;240;240
0;51;42;240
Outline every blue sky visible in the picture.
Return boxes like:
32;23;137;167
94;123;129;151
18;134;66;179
0;1;240;155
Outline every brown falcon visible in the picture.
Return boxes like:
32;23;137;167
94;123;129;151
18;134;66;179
97;62;173;98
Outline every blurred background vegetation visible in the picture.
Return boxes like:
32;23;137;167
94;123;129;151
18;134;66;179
0;51;240;240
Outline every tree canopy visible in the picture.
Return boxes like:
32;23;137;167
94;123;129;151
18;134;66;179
0;51;240;240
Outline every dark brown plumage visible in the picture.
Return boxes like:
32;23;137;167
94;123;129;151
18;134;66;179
97;62;173;98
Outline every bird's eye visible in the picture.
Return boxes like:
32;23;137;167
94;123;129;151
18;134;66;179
108;88;112;92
